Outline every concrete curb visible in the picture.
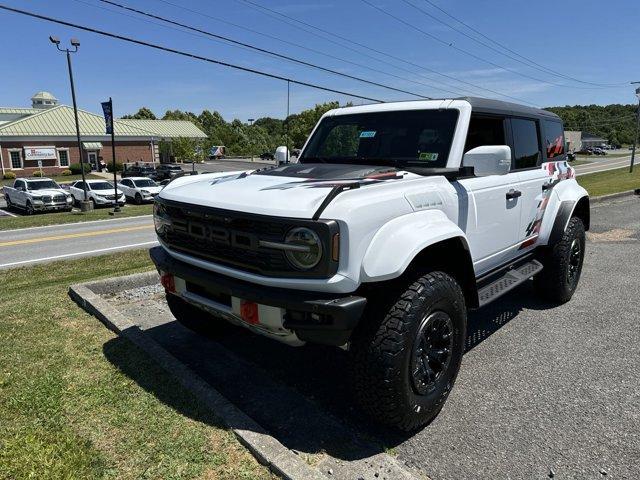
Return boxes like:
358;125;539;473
69;274;326;480
590;190;639;204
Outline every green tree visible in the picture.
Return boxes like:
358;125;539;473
121;107;157;120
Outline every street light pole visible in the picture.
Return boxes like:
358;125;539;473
50;36;92;211
247;118;255;160
629;83;640;174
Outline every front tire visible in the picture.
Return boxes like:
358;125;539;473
134;193;143;205
534;216;586;304
351;271;467;431
166;293;232;335
25;201;34;215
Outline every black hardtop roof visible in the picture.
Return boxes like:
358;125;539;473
459;97;560;120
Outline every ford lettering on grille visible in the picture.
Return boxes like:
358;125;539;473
187;221;259;251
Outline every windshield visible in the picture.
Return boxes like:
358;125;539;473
89;182;115;191
133;179;157;187
301;109;459;169
165;165;181;170
27;180;59;190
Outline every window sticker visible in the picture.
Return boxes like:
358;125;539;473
359;130;376;138
419;152;439;161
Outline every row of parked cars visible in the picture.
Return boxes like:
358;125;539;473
3;176;165;214
3;163;187;214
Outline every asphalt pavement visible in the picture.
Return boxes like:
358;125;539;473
0;215;156;269
100;195;639;479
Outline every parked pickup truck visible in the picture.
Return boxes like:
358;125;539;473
150;97;589;431
4;177;74;214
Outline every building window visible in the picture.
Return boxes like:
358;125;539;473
9;150;22;169
58;150;69;167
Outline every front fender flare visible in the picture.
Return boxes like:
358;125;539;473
538;180;589;246
360;209;469;282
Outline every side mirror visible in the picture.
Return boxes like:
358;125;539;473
274;146;289;164
463;145;511;176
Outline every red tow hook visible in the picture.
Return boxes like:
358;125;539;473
160;272;176;293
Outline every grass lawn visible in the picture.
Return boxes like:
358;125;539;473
1;173;104;187
0;204;153;231
577;166;640;197
0;250;274;480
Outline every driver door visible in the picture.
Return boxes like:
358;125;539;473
456;115;522;275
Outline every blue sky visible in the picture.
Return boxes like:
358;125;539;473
0;0;638;121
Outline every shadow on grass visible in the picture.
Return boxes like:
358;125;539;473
102;281;555;462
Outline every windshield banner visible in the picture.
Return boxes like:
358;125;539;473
23;146;56;161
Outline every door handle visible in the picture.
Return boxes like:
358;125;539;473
506;189;522;200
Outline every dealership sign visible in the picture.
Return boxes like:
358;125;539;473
24;146;57;161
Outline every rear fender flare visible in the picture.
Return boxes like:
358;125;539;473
538;180;589;246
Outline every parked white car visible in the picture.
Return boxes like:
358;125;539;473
69;179;125;207
3;177;73;214
118;177;163;204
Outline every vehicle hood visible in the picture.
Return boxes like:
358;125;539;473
159;163;418;217
29;188;68;197
93;188;125;196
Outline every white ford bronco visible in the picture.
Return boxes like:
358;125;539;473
150;98;589;430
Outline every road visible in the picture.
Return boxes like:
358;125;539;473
0;215;156;269
103;195;640;480
574;153;633;176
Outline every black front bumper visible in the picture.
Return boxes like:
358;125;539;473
149;246;367;346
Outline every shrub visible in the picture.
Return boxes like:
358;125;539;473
70;162;91;174
106;162;123;173
3;171;16;180
32;171;44;177
61;169;73;176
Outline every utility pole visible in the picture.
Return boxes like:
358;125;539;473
50;35;92;211
629;82;640;173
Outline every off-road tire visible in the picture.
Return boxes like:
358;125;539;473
534;216;586;304
166;293;232;335
351;271;467;431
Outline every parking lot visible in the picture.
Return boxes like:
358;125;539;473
93;195;640;479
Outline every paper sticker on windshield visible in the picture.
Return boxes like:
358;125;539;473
419;152;439;161
359;130;376;138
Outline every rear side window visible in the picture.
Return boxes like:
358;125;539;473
543;120;565;159
511;118;541;170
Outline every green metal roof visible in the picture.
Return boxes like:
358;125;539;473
0;107;40;115
0;105;207;139
117;119;208;139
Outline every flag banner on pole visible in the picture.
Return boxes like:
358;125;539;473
101;100;113;135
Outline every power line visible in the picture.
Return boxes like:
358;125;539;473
235;0;541;106
0;4;385;103
419;0;627;88
147;0;471;98
96;0;431;100
359;0;607;90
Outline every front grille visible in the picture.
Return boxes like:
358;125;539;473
41;195;52;203
157;199;338;278
53;194;66;203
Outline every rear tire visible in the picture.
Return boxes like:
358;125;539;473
166;293;232;335
351;271;467;431
534;216;586;304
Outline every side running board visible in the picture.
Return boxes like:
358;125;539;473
477;259;543;307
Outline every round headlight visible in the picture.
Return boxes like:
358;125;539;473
284;227;322;270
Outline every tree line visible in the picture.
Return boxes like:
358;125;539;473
121;102;343;159
120;101;639;160
545;104;637;146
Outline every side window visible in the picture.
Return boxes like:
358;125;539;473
75;182;85;190
15;180;24;190
121;179;131;187
543;120;565;159
511;118;541;170
464;116;506;152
